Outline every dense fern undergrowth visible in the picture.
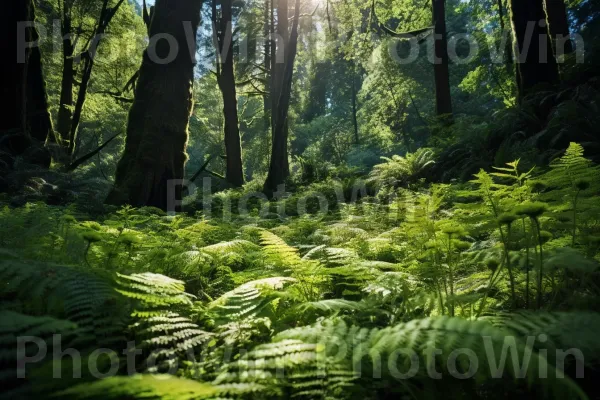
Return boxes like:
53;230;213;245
2;143;600;400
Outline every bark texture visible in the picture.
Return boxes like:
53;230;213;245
544;0;573;56
214;0;245;187
106;0;202;210
509;0;560;98
56;1;74;148
264;0;298;194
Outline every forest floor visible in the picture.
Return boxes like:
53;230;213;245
2;143;600;399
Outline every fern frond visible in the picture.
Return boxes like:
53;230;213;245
0;311;79;393
296;299;365;314
302;246;358;266
219;315;592;399
116;273;212;372
259;231;301;266
484;311;600;365
209;277;296;325
0;260;126;347
116;272;194;314
201;240;260;256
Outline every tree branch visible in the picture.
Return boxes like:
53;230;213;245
66;132;121;171
190;155;215;182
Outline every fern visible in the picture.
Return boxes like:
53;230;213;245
302;246;359;266
217;315;594;399
0;260;126;347
116;272;194;315
259;230;301;266
296;299;366;314
0;311;79;396
368;148;436;190
116;273;212;372
201;240;260;256
544;143;599;189
208;277;296;325
484;311;600;365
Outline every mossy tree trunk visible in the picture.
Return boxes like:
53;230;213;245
264;0;299;195
509;0;559;99
263;0;273;133
1;0;53;171
213;0;245;187
55;0;75;149
106;0;202;210
544;0;573;57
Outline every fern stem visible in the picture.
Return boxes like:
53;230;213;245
572;189;580;246
446;234;455;317
84;241;91;267
533;218;544;309
522;218;530;309
499;224;516;309
476;259;505;318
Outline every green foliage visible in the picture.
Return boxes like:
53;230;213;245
56;374;218;400
216;316;592;399
208;277;296;325
0;260;127;346
368;148;436;191
1;143;600;399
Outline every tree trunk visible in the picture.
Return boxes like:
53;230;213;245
263;0;300;194
509;0;559;98
56;2;74;148
351;65;359;144
1;0;53;171
544;0;573;56
497;0;514;75
263;0;272;132
432;0;452;117
106;0;202;210
215;0;244;187
271;0;289;133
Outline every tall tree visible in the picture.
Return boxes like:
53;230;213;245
1;0;53;172
544;0;574;57
432;0;452;117
509;0;560;98
107;0;202;210
55;0;76;149
263;0;301;194
496;0;514;74
263;0;273;132
212;0;245;187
